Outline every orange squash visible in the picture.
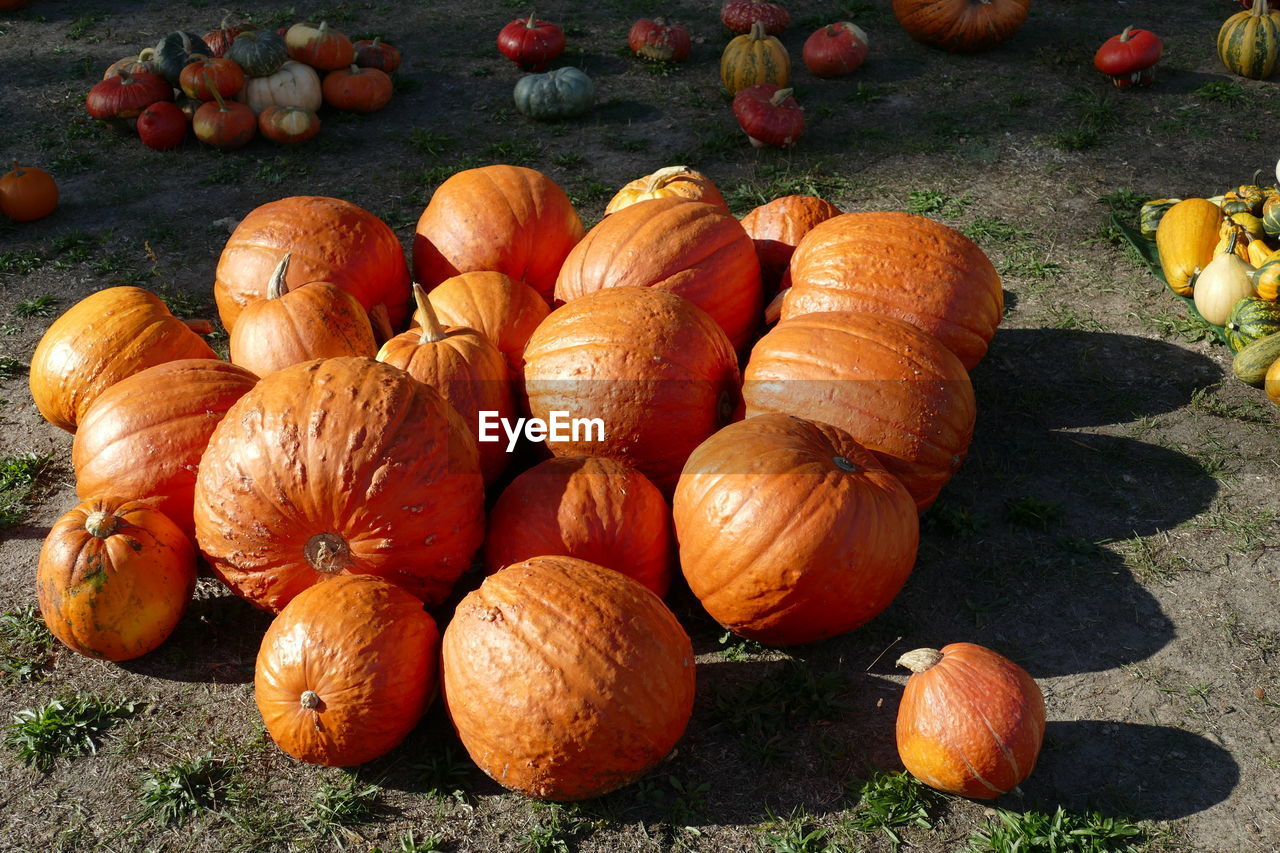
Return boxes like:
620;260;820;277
605;166;729;215
1155;198;1225;297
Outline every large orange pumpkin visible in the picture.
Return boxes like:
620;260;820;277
441;555;695;801
740;194;841;298
783;211;1003;369
484;456;672;596
413;165;584;303
255;574;439;766
214;195;410;333
37;497;196;661
523;288;741;493
892;0;1030;52
29;286;217;432
72;359;258;538
673;414;918;645
896;643;1045;797
604;166;729;216
193;357;485;612
554;197;763;350
743;311;975;511
425;271;550;382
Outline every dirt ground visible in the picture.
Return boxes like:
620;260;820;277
1;1;1278;851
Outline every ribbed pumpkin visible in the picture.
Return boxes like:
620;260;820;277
524;288;742;493
193;357;485;612
414;165;584;303
255;574;439;766
782;212;1002;370
214;195;410;333
605;166;729;216
484;457;672;596
1255;255;1280;300
674;414;919;646
425;271;550;382
896;643;1045;798
286;21;355;70
37;497;196;661
72;360;258;538
29;286;217;433
1218;0;1280;79
442;556;696;801
721;21;790;95
1155;198;1225;297
377;285;515;485
892;0;1030;52
228;254;378;378
554;197;763;350
1225;296;1280;350
744;311;975;511
740;194;842;298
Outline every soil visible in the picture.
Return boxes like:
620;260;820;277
1;1;1278;852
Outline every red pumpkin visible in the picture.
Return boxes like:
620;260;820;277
85;68;173;121
803;22;869;77
497;13;566;71
257;105;320;144
0;160;59;223
179;55;245;100
286;21;355;70
740;194;841;298
628;18;692;62
322;64;392;112
892;0;1030;52
136;101;189;150
733;84;804;148
202;13;257;58
353;37;401;72
1093;26;1163;88
896;643;1045;798
722;0;791;35
192;80;256;148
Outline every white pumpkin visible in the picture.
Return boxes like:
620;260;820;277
237;60;321;115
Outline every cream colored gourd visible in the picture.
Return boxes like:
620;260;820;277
1195;233;1257;326
237;60;321;114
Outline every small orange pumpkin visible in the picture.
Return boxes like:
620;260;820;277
285;21;355;70
605;166;729;215
322;64;392;112
0;160;59;223
425;271;550;382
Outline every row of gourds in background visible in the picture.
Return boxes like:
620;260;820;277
26;163;1044;802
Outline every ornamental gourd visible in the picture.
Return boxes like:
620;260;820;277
354;38;402;72
1218;0;1280;79
605;166;729;215
721;0;791;35
513;67;595;120
258;105;321;145
1093;26;1163;87
1224;296;1280;350
192;78;257;148
802;22;869;77
202;13;257;58
732;84;804;148
1155;198;1225;296
153;31;214;84
628;18;692;62
425;271;550;382
1194;232;1257;326
226;30;290;78
180;55;246;100
136;102;189;150
892;0;1029;52
721;21;790;94
0;160;59;222
85;69;173;122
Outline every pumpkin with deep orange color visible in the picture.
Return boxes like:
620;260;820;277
322;64;392;112
554;197;762;350
896;643;1045;797
72;360;258;538
442;556;695;800
353;38;401;72
229;254;378;378
892;0;1030;52
604;166;729;215
37;497;196;661
425;271;550;382
214;195;411;332
414;165;584;303
29;286;217;433
743;311;975;511
0;160;59;223
194;357;485;612
255;574;439;766
192;81;256;148
524;288;741;493
179;55;245;100
484;457;672;596
377;285;515;485
286;21;354;70
741;194;841;303
258;105;321;144
782;211;1003;369
674;414;918;645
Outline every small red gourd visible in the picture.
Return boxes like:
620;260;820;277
628;18;692;62
497;13;566;71
322;64;392;112
85;68;173;122
803;22;869;77
0;160;58;222
1094;26;1163;87
257;105;321;144
192;74;256;148
733;84;804;148
722;0;791;35
353;38;401;72
136;102;189;150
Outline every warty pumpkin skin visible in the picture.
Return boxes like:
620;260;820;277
37;497;196;661
483;456;673;596
523;287;742;494
896;643;1045;798
605;166;729;216
743;311;976;511
29;286;218;433
782;211;1003;370
425;271;550;382
673;414;919;646
892;0;1030;52
554;197;763;350
193;357;485;613
740;194;841;296
255;574;439;767
214;195;410;333
1155;197;1226;297
72;359;258;538
441;555;696;801
414;165;584;304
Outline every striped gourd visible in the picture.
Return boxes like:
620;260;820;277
1232;331;1280;385
720;20;790;94
1233;183;1269;213
1218;0;1280;80
1263;198;1280;237
1255;255;1280;300
1139;198;1181;239
1224;296;1280;350
1221;192;1252;216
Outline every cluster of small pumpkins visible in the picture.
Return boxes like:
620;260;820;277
27;162;1044;801
84;16;401;150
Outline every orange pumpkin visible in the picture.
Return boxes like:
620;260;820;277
554;197;763;350
413;165;584;303
740;194;841;298
193;357;485;612
673;414;919;645
425;271;550;382
29;286;217;432
783;211;1003;370
441;555;696;800
286;21;355;70
484;456;672;596
743;311;975;511
72;359;258;537
214;195;411;333
321;64;392;112
229;254;378;377
37;497;196;661
0;160;59;222
604;166;729;215
896;643;1045;797
255;574;439;766
892;0;1030;52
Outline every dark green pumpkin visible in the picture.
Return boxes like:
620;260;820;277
1224;296;1280;351
226;30;289;77
1221;192;1253;216
513;67;595;120
1217;0;1280;80
1139;198;1181;239
154;31;213;84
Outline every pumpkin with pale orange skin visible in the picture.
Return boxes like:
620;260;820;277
425;271;550;382
604;166;728;215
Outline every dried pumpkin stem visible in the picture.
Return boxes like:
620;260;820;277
84;510;120;539
266;253;292;299
412;283;447;344
769;88;794;107
897;647;944;673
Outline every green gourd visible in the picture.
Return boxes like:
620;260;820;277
513;68;594;120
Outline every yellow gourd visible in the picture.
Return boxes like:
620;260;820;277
720;21;790;95
1246;238;1273;267
1195;232;1257;325
1156;198;1224;296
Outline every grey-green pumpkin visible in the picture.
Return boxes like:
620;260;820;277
226;30;290;78
513;67;594;120
153;31;214;85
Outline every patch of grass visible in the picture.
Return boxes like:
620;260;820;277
0;606;51;649
303;776;381;841
1193;509;1278;551
1004;496;1064;530
1000;252;1063;281
923;501;984;537
1042;306;1106;332
1140;309;1219;344
1096;188;1145;219
707;660;846;763
844;771;938;848
0;357;26;380
552;152;587;169
482;139;544;165
14;295;57;316
613;137;650;152
759;808;833;853
718;631;766;662
962;216;1028;245
1120;536;1190;584
50;230;99;265
1195;80;1246;104
642;60;681;77
136;753;241;825
0;250;42;275
200;158;243;186
0;452;55;529
569;180;613;208
418;155;485;188
253;156;310;187
630;773;710;827
409;129;455;157
961;806;1145;852
1050;128;1101;151
906;189;970;218
1189;385;1276;425
371;830;447;853
5;696;139;771
48;149;96;174
518;804;578;853
412;741;472;799
724;165;855;215
848;82;890;105
65;12;103;41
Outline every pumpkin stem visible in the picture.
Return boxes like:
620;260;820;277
300;689;320;709
749;20;767;40
412;283;447;343
645;165;688;192
832;456;861;473
526;12;537;28
139;48;157;62
769;88;794;107
117;67;134;83
204;71;230;109
9;160;21;177
897;647;945;673
304;532;354;574
267;253;292;299
84;510;120;539
1119;25;1134;42
318;21;329;35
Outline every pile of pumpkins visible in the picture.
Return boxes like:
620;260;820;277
27;163;1045;803
85;16;401;150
